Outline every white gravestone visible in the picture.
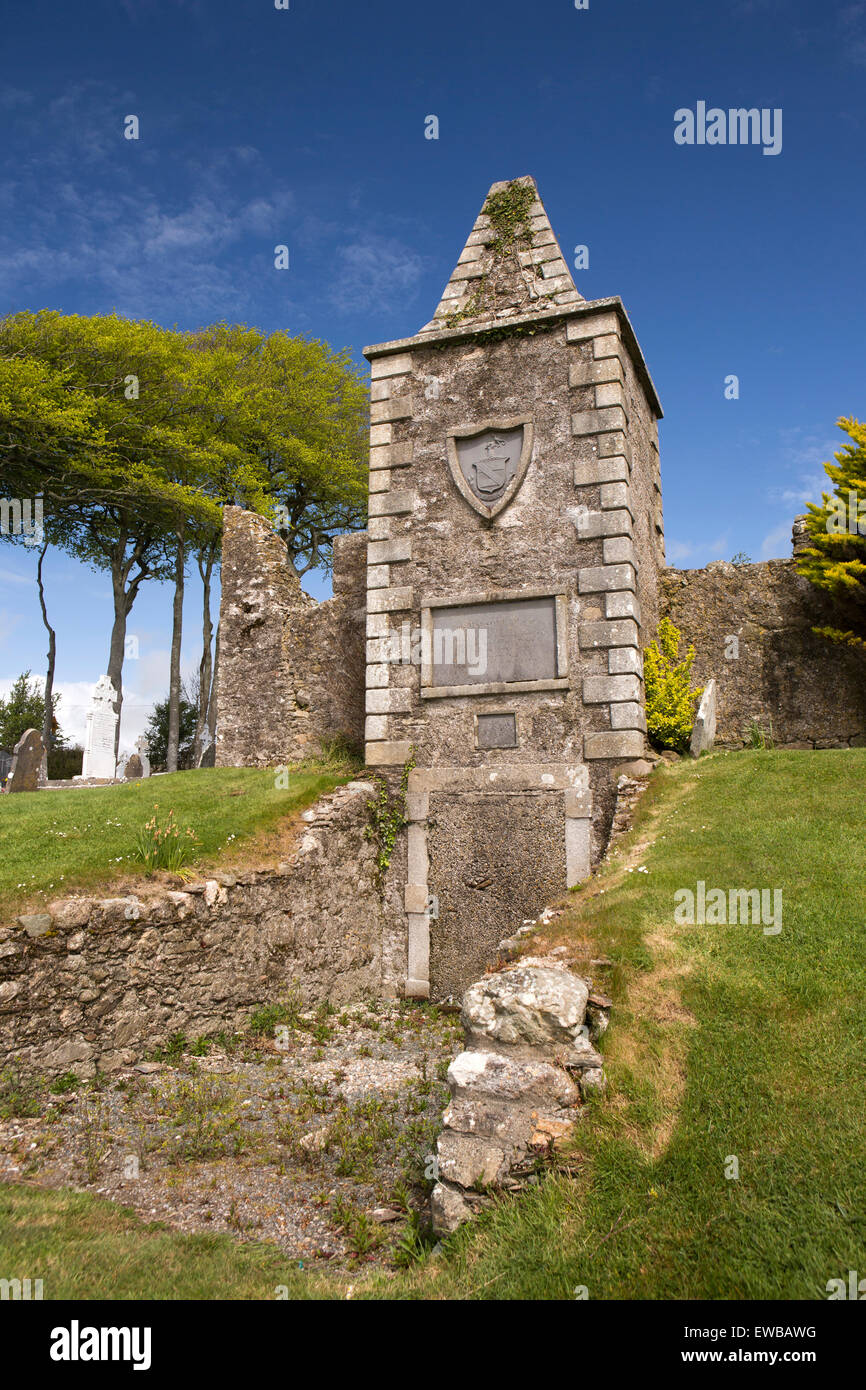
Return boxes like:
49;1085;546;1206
135;735;151;778
81;676;119;780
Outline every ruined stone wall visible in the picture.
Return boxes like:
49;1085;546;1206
216;508;366;768
287;530;367;757
0;783;403;1078
661;560;866;747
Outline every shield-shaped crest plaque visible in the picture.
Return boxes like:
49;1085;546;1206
446;417;534;519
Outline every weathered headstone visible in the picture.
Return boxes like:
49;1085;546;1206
4;728;44;793
124;753;143;779
690;678;717;757
198;727;216;768
81;676;118;780
135;736;151;778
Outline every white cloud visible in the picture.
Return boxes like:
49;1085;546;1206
0;645;200;756
666;532;729;565
331;235;427;313
0;609;26;647
0;81;300;321
760;521;795;559
840;3;866;65
0;568;35;588
666;539;694;563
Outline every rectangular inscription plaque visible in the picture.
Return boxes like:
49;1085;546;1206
430;595;558;688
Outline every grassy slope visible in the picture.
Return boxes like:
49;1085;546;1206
380;749;866;1299
1;750;864;1299
0;766;352;919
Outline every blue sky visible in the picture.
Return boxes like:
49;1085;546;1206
1;0;864;750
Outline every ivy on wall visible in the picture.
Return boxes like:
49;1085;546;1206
364;749;416;883
445;179;550;329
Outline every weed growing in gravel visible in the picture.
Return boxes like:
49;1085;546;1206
0;1066;43;1118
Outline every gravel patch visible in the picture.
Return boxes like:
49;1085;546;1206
0;1000;463;1270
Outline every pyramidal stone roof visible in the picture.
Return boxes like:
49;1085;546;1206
418;175;584;335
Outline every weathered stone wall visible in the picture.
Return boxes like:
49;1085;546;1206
619;316;665;638
216;508;366;768
661;560;866;747
0;783;404;1078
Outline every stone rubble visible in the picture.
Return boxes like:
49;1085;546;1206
430;957;609;1234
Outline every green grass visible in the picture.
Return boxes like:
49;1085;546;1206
376;749;866;1300
0;765;354;918
0;1186;334;1300
2;749;864;1299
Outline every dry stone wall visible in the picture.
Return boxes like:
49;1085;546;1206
661;560;866;748
0;783;404;1078
431;957;608;1234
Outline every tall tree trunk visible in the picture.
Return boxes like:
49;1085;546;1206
36;541;56;784
194;541;217;762
107;567;132;766
166;525;185;773
206;621;220;750
104;523;151;764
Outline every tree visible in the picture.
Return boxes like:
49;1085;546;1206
194;324;369;576
797;417;866;651
644;619;703;753
0;349;108;762
0;671;64;751
143;690;198;772
0;312;229;759
1;311;370;766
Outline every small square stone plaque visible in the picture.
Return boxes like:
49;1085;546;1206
476;713;517;749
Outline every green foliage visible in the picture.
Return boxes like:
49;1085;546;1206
484;180;536;258
0;309;370;581
746;718;775;750
643;618;703;752
150;1032;192;1063
47;744;84;780
0;670;63;751
310;732;364;772
364;751;415;879
730;551;752;565
392;1210;431;1268
143;694;198;771
247;988;304;1038
797;417;866;645
811;625;866;653
445;180;537;328
133;805;198;871
0;1066;42;1119
50;1072;80;1095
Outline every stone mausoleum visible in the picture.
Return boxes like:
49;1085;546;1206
216;176;866;1003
